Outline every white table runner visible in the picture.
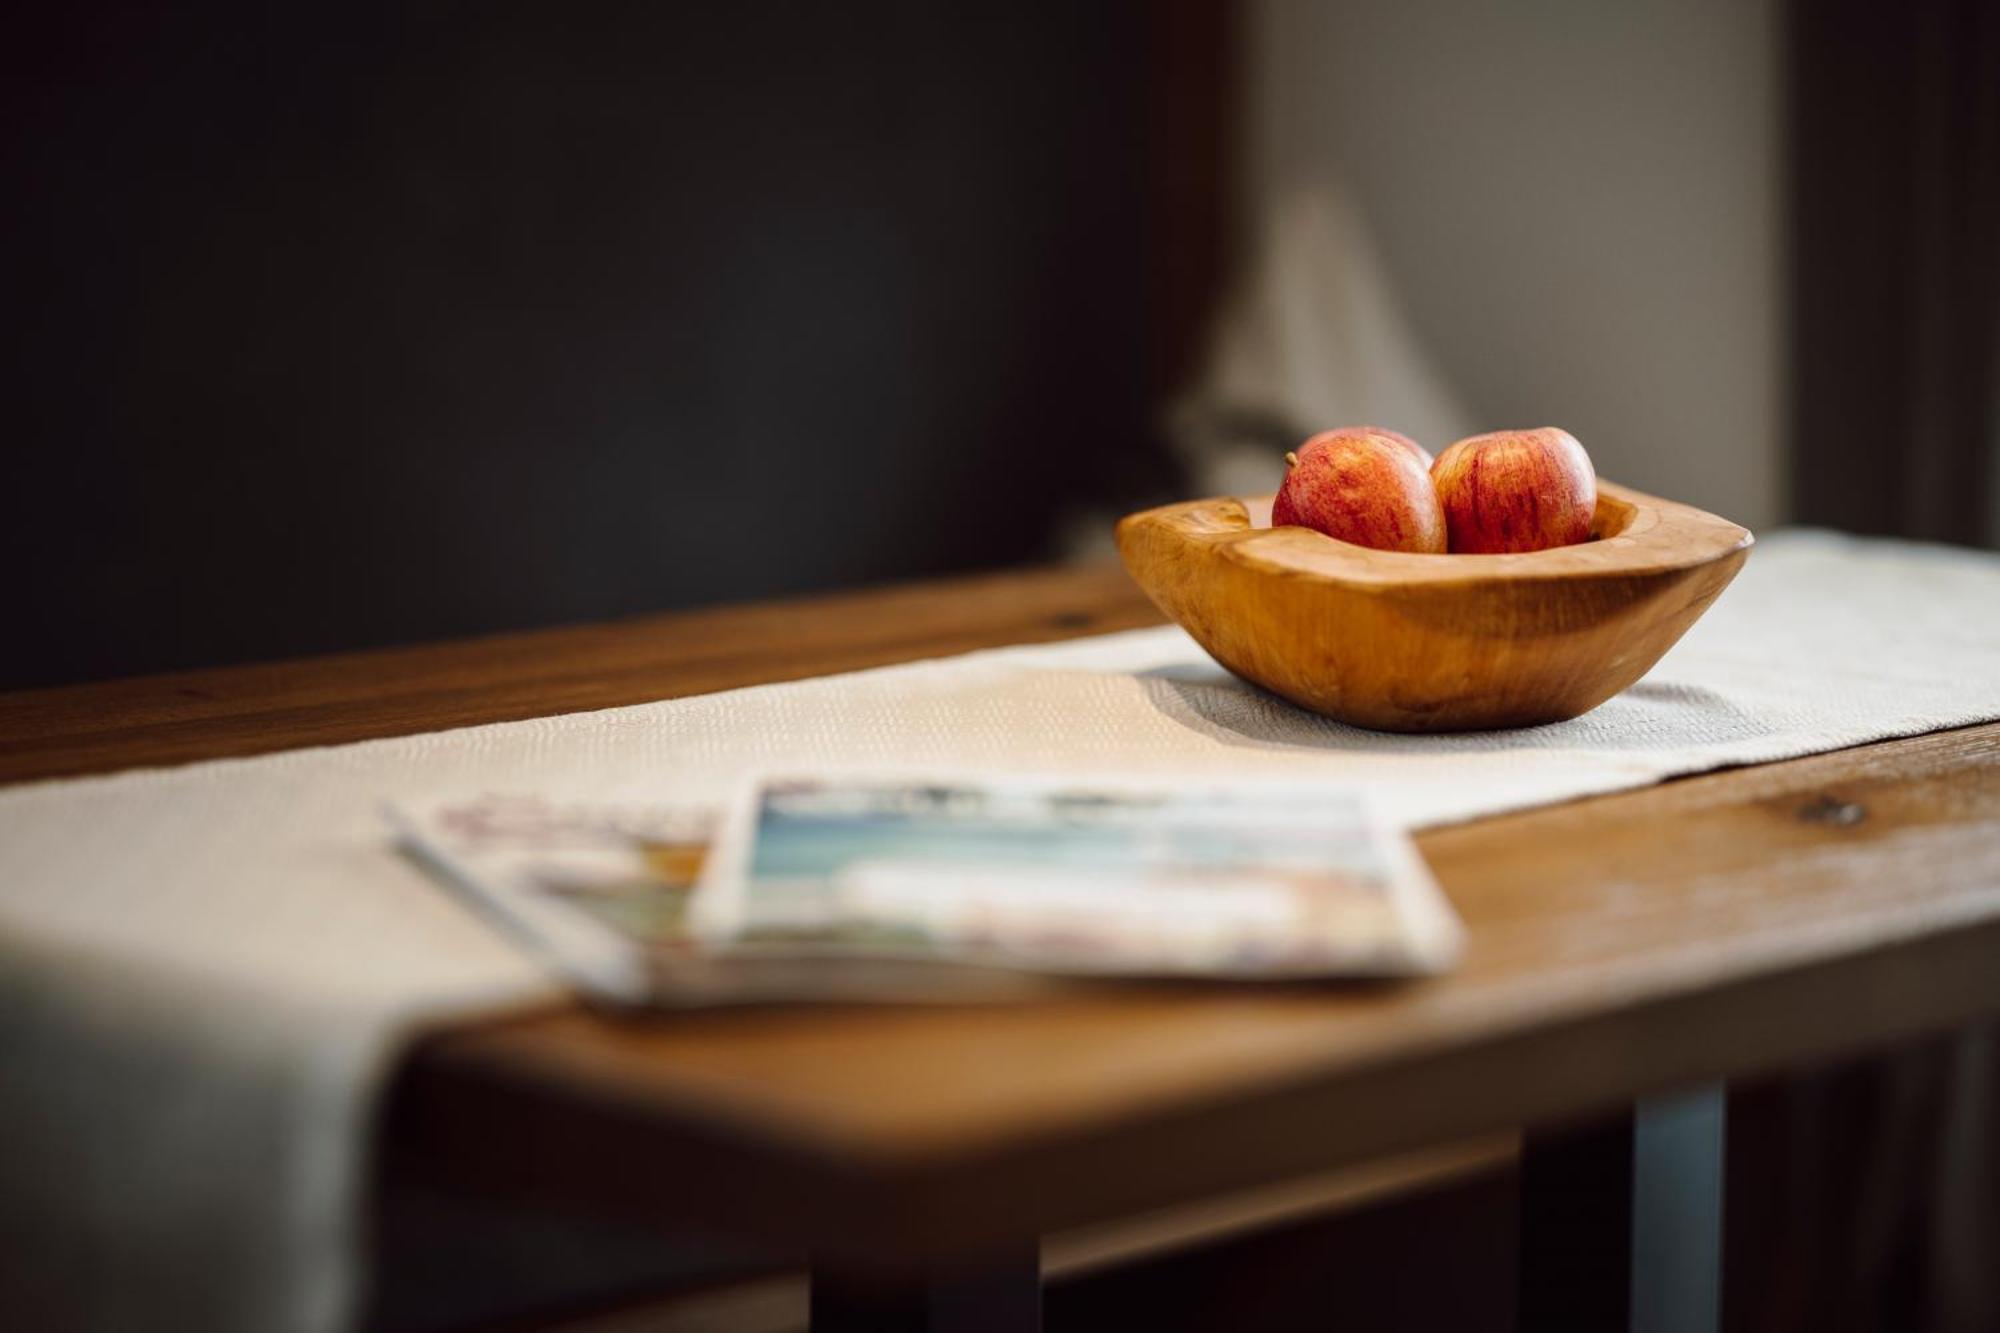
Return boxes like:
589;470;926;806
3;530;1998;1331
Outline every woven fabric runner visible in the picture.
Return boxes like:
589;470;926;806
3;530;1998;1331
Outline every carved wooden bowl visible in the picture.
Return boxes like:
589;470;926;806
1116;481;1753;733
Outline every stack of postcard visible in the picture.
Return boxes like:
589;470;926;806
391;774;1464;1007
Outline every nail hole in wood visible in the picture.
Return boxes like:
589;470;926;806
1797;794;1866;827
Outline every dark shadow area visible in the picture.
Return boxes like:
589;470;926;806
1789;0;1999;548
366;1173;784;1333
1;1;1211;688
365;1162;1518;1333
1048;1164;1518;1333
1725;1029;2000;1333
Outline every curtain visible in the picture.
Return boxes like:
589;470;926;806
1790;0;2000;546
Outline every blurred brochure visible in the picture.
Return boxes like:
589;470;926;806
388;793;1021;1007
392;775;1462;1008
697;775;1463;977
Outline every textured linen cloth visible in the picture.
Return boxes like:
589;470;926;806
2;530;1999;1331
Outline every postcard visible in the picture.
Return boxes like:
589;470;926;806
694;773;1463;977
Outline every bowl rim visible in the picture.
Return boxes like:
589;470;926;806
1118;480;1753;589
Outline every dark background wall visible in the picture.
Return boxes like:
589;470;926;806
1787;0;1999;548
3;2;1207;689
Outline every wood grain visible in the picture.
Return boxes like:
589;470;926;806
8;561;1996;1275
387;723;2000;1264
1117;481;1752;731
0;563;1161;785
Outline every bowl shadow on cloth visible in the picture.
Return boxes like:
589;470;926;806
1133;664;1777;754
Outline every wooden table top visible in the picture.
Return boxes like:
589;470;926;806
8;561;1999;1268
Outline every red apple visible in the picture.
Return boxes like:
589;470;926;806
1429;428;1596;554
1353;424;1432;470
1271;428;1446;554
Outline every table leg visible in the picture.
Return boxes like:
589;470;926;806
810;1244;1041;1333
1519;1086;1726;1333
1631;1086;1725;1333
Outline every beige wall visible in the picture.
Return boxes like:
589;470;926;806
1244;0;1783;528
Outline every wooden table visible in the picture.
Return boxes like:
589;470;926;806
7;563;1999;1331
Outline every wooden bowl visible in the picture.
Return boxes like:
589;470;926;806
1116;481;1753;732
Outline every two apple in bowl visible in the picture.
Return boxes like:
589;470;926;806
1116;426;1753;732
1274;425;1598;556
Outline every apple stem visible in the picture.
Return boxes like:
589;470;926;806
1284;451;1299;468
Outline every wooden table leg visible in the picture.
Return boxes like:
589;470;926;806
1520;1087;1726;1333
810;1244;1041;1333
